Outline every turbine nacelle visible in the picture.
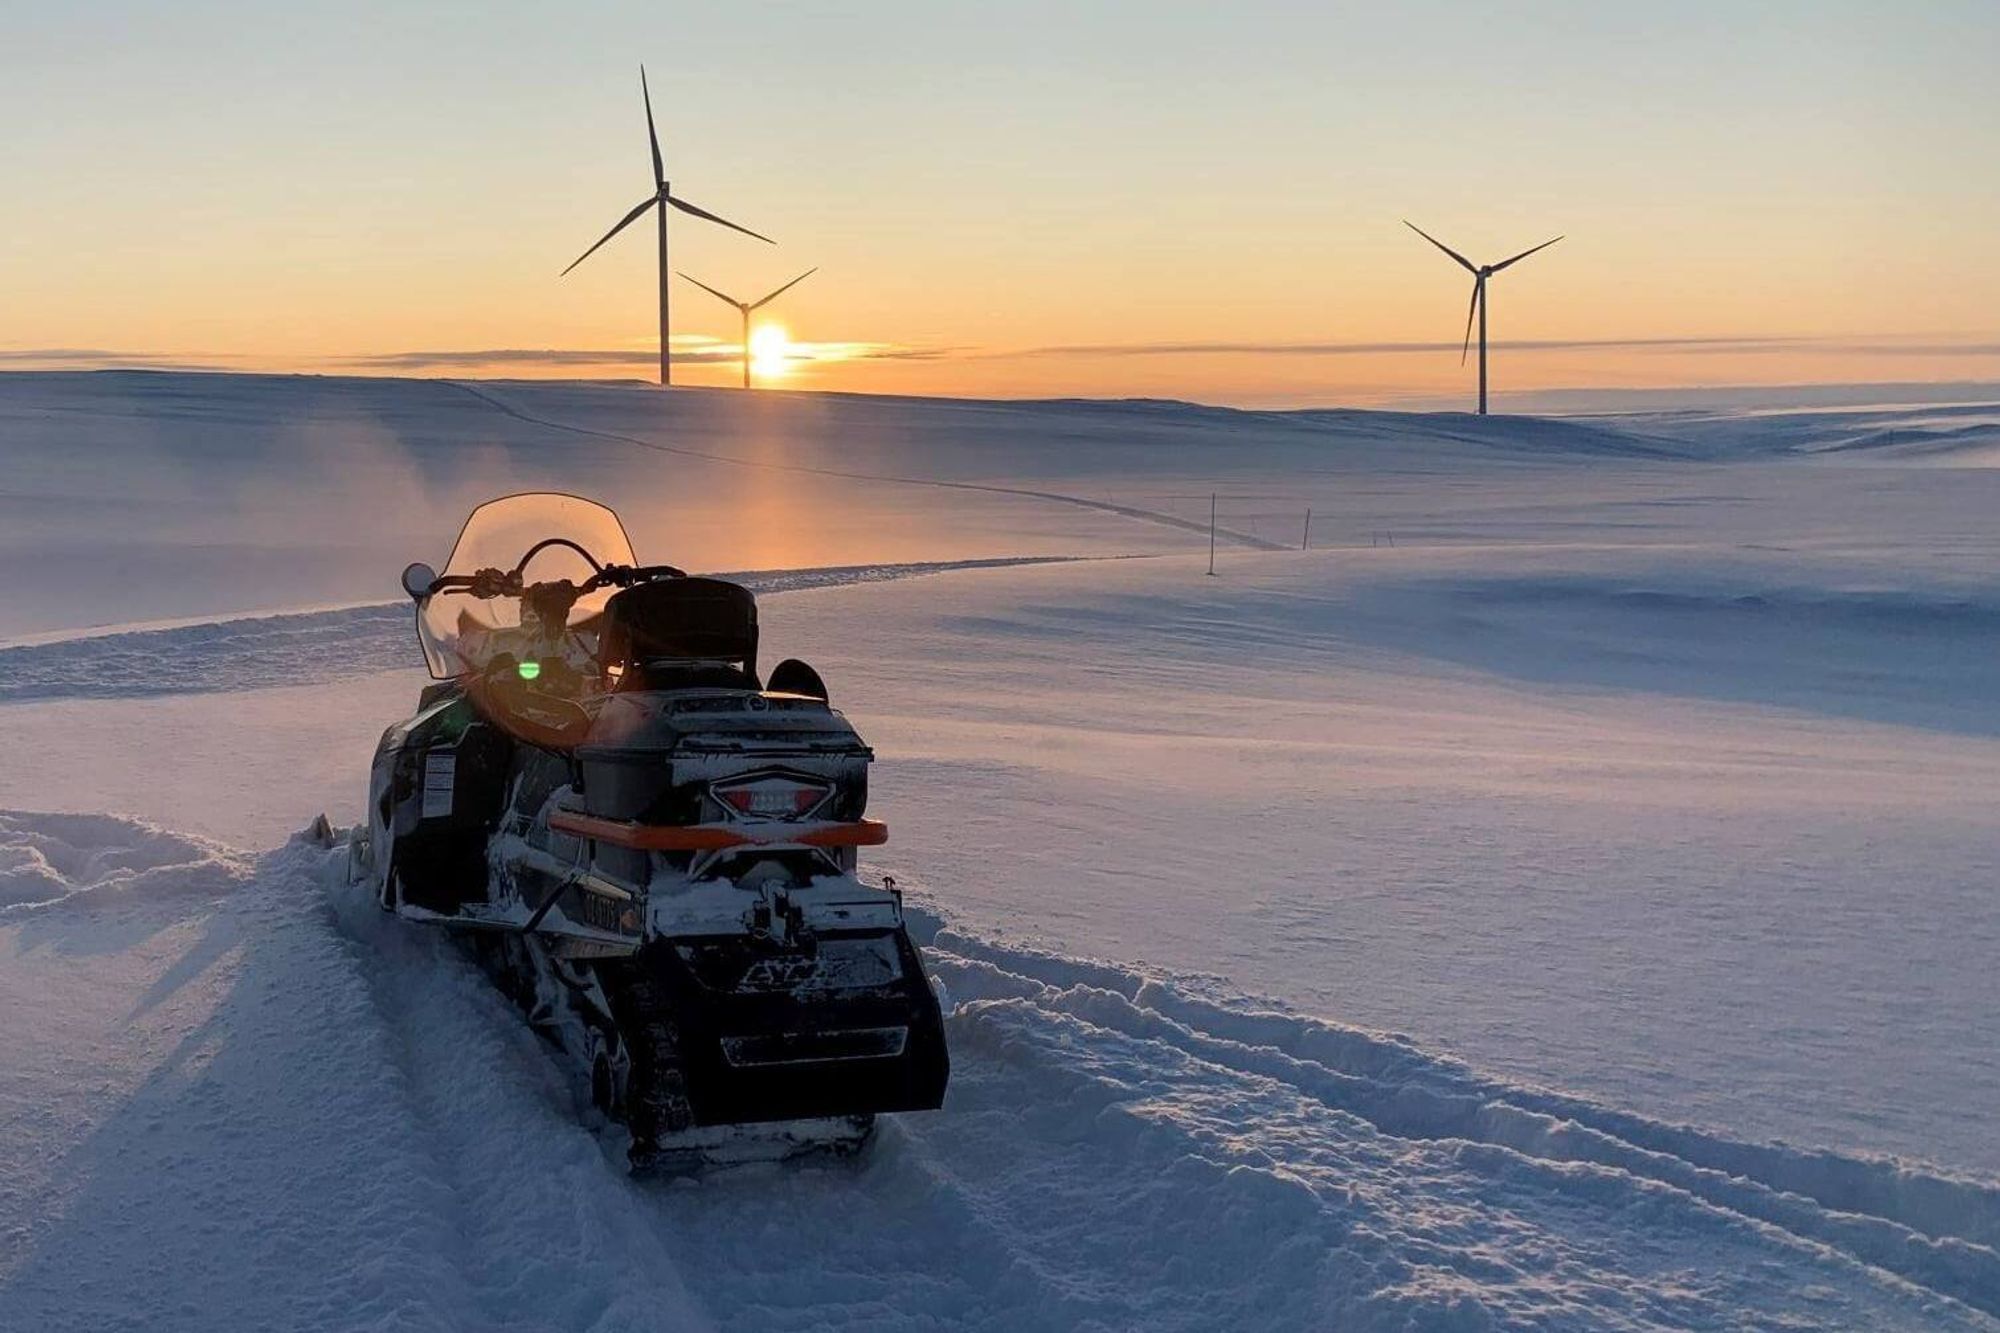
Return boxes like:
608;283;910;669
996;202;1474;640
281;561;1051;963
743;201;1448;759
1403;220;1564;414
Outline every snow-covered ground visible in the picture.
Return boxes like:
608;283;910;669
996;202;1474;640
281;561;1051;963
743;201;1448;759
3;818;1996;1331
3;371;1997;1329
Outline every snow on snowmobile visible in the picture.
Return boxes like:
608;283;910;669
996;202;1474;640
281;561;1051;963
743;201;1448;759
349;492;948;1170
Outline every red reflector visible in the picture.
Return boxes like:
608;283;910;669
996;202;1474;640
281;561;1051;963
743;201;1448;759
715;777;829;820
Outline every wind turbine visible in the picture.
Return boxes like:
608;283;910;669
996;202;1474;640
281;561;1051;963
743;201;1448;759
1404;221;1562;415
678;268;818;388
562;67;774;386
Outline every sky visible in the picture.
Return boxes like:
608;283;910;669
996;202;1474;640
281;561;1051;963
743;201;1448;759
3;0;1998;407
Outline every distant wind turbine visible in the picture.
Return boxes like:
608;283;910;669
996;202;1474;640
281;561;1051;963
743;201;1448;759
678;268;818;388
562;67;774;386
1404;221;1563;415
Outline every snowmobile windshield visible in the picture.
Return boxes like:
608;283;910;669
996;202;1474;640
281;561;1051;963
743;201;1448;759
415;493;638;679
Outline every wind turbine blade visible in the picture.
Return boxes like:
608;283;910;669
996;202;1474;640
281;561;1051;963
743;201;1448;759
641;66;665;187
1460;280;1480;365
560;196;658;275
676;271;744;309
749;267;817;310
1404;220;1477;273
1489;234;1564;273
665;194;775;244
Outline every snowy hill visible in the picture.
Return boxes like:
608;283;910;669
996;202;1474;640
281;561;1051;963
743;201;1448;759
8;369;1993;639
3;370;1998;1329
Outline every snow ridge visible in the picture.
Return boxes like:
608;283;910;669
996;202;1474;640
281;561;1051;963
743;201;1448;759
0;809;250;912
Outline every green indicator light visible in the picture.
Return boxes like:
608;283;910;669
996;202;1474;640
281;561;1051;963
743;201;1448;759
517;659;541;681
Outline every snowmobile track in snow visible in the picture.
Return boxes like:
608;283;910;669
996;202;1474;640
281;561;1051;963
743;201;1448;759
4;815;1996;1331
917;917;2000;1323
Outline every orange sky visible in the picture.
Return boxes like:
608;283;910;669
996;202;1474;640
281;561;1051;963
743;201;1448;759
4;2;1998;406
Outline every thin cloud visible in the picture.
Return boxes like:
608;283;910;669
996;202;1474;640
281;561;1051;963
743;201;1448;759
9;334;1993;379
1818;342;2000;357
780;342;957;363
0;348;246;370
982;335;2000;361
343;341;955;372
347;334;1987;374
345;348;721;370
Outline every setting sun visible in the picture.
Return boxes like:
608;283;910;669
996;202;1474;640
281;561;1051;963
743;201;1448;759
749;323;790;380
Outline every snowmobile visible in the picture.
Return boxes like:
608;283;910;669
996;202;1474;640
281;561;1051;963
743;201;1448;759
350;493;948;1169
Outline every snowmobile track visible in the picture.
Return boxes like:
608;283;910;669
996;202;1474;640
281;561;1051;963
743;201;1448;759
918;912;2000;1323
4;819;1996;1331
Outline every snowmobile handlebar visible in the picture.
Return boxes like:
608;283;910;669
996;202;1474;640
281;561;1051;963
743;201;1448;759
583;562;690;591
404;559;688;603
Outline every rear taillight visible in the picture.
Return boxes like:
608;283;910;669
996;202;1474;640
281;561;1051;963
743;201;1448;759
713;773;831;821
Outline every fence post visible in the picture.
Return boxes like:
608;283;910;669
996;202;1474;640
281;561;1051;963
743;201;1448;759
1207;493;1217;576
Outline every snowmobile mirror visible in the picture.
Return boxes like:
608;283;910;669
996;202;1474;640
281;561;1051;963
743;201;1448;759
401;562;438;600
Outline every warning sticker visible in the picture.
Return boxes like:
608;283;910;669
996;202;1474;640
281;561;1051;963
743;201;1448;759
422;752;457;819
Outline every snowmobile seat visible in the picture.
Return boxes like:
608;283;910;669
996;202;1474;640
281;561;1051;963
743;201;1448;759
600;578;760;691
618;660;762;693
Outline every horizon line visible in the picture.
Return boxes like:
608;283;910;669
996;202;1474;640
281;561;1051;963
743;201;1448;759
6;331;2000;377
2;361;1998;419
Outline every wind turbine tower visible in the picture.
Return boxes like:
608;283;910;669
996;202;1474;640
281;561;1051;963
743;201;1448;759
1404;221;1563;414
678;269;818;388
563;67;774;386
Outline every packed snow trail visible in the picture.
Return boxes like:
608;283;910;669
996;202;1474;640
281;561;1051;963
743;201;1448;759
0;813;709;1332
3;812;1994;1331
0;556;1086;703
